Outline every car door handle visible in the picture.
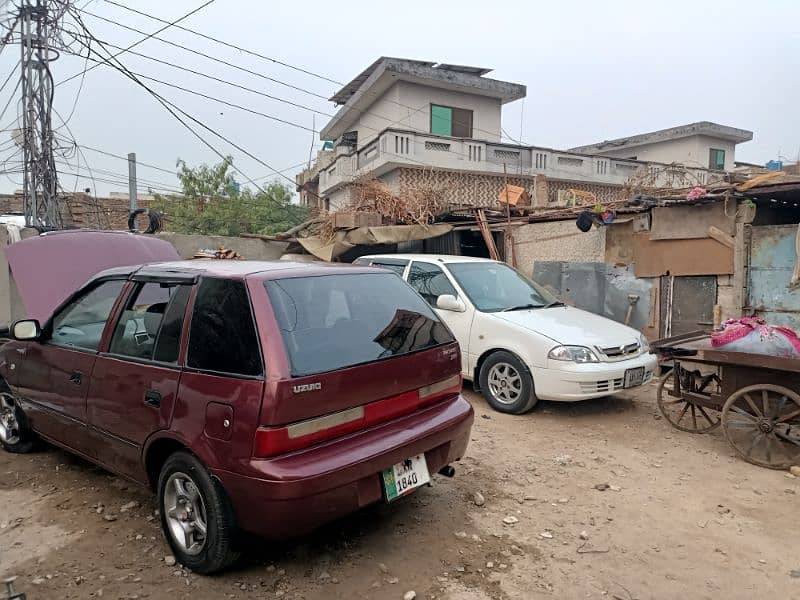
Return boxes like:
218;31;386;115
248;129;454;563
69;371;82;385
144;390;162;408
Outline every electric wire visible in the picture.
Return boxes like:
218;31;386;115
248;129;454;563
64;52;319;133
62;38;333;117
78;9;330;100
101;0;343;87
57;0;217;87
68;11;311;218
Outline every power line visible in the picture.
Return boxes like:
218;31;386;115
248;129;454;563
74;9;518;174
56;165;181;194
78;7;504;145
101;0;343;87
77;9;330;100
56;161;182;193
77;144;177;175
63;37;333;118
67;10;312;216
57;0;217;87
66;52;319;133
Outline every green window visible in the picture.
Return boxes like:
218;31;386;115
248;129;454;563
430;104;473;138
709;148;725;170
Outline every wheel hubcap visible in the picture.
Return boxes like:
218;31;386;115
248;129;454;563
164;472;207;556
0;393;20;445
487;362;522;405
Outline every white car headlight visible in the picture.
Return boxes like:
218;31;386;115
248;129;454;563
639;333;651;354
548;345;599;363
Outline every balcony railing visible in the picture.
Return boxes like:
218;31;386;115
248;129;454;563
316;128;710;194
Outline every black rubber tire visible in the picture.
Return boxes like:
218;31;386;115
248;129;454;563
157;451;240;574
478;351;538;414
0;392;38;454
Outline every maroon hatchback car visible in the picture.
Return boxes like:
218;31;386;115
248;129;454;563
0;258;473;573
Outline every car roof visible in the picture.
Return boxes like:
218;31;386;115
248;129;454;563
95;259;377;280
358;254;500;265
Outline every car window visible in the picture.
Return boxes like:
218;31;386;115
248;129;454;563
187;278;262;377
50;280;125;351
447;262;555;312
371;260;408;276
109;282;191;363
352;257;408;276
266;272;454;377
408;262;458;306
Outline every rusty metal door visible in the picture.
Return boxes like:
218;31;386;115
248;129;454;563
747;224;800;328
660;276;717;337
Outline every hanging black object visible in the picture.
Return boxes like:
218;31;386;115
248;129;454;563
576;210;594;232
128;208;163;234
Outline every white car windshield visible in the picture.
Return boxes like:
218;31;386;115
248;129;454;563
447;262;559;313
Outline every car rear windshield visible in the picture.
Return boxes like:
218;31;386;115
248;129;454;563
265;272;454;376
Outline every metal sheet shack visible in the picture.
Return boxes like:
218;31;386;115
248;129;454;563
515;172;800;338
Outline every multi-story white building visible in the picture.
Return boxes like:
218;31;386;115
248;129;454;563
297;57;752;216
570;121;753;172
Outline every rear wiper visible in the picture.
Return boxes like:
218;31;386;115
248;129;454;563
542;300;565;309
502;303;543;312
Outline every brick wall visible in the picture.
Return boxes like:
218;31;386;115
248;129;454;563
0;193;151;231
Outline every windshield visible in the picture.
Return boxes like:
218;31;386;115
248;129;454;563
265;273;454;377
447;262;557;313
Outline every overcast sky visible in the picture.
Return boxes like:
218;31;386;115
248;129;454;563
0;0;797;196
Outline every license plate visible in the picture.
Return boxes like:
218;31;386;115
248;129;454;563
624;367;645;388
382;454;430;502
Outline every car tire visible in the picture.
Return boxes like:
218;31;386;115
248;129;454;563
157;451;240;574
0;391;37;454
479;351;538;414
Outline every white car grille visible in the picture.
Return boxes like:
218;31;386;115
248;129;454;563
596;342;641;362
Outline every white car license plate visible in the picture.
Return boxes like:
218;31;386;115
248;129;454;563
624;366;645;388
382;454;430;502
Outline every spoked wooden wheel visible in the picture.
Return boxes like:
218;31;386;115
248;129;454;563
656;369;721;433
721;384;800;469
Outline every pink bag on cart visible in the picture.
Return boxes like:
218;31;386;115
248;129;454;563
711;317;800;358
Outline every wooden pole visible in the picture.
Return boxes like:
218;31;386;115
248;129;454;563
503;163;517;267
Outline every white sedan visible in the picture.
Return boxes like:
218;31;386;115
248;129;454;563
354;254;657;414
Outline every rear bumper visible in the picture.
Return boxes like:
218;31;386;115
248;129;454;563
533;352;658;401
213;395;474;539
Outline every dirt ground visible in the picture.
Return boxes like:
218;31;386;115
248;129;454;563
2;383;799;600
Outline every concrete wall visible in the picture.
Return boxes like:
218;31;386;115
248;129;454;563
511;220;606;277
351;80;503;149
155;232;288;260
597;135;736;170
353;83;403;148
396;81;501;143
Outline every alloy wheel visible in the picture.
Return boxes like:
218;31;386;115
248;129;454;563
0;393;21;445
163;472;208;556
487;362;522;405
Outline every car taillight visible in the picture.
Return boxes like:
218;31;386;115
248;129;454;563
253;374;462;458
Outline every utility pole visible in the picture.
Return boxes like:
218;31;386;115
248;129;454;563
127;152;137;211
18;0;61;228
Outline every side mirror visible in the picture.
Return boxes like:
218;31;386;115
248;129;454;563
436;294;466;313
12;319;41;341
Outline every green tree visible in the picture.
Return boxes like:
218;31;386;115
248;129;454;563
152;157;307;236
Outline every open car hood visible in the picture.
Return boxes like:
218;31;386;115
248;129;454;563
5;230;179;323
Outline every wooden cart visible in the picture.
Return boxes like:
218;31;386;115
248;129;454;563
653;331;800;469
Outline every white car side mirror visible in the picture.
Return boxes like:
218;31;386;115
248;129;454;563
436;294;466;312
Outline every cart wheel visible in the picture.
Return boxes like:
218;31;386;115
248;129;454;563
721;384;800;469
656;370;721;433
